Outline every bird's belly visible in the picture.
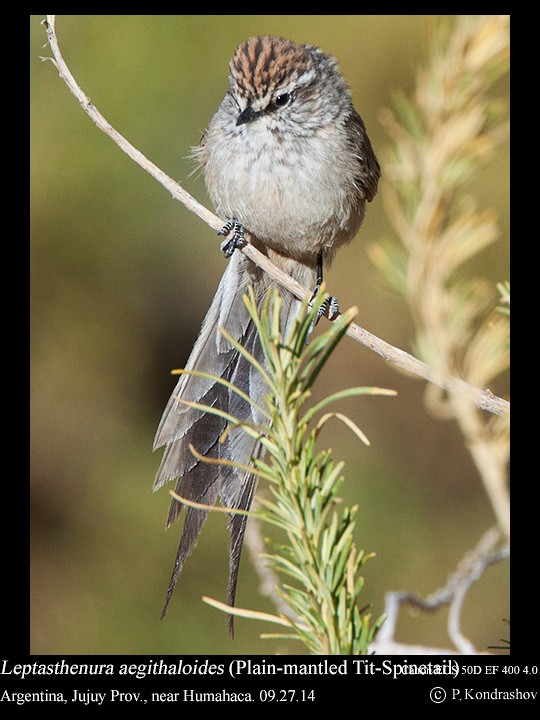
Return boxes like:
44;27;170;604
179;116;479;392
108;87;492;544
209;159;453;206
209;146;362;260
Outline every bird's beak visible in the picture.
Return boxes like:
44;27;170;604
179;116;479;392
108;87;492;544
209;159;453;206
236;105;259;126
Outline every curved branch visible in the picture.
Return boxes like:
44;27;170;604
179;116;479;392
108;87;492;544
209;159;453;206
41;15;509;417
372;528;509;655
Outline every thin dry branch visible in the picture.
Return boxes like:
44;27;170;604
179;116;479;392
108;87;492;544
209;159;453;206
42;15;509;417
371;528;509;655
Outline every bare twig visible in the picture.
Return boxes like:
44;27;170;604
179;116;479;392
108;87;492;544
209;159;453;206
41;15;509;417
371;528;509;655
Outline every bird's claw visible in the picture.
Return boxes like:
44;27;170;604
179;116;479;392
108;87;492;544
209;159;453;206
219;219;247;257
306;287;340;342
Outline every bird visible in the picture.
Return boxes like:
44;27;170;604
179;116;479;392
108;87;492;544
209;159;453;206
153;35;380;634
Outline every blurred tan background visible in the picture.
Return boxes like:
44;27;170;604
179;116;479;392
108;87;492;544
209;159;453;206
30;15;509;655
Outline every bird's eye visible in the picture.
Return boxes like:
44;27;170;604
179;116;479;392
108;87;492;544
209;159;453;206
273;93;291;108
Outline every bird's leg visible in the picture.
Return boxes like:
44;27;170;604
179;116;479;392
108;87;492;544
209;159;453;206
218;219;247;257
308;252;340;336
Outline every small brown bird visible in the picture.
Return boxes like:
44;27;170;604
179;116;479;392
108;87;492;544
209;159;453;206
153;36;380;633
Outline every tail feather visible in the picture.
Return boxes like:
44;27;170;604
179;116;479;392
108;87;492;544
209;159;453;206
154;248;306;629
226;471;258;637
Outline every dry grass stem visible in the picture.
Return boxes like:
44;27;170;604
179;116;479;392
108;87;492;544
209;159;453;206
372;14;510;537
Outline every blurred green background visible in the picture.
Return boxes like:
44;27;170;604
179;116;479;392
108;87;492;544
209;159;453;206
30;15;509;655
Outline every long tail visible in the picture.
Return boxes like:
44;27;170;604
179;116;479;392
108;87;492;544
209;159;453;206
153;250;302;632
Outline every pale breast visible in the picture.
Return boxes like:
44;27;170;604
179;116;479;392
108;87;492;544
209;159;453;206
202;115;365;259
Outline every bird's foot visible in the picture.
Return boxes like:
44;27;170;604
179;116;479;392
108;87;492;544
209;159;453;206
218;219;247;257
